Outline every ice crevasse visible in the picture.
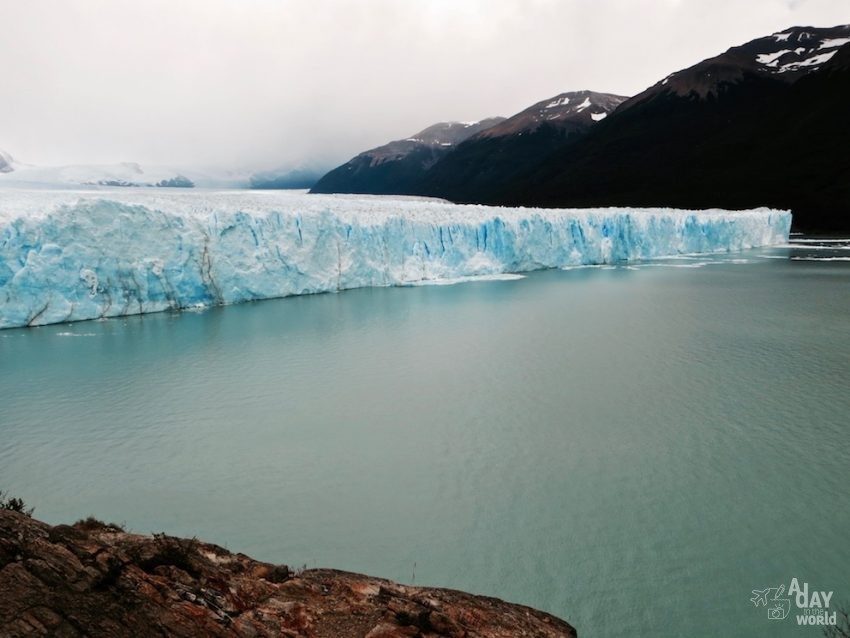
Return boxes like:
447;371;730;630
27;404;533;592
0;190;791;328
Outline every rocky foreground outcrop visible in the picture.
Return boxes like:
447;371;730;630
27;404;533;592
0;511;576;637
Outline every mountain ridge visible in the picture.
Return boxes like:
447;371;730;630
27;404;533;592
493;25;850;231
311;24;850;230
310;118;504;195
413;90;626;202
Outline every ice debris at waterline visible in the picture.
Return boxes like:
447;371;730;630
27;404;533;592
0;190;790;328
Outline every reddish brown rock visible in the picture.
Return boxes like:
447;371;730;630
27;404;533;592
0;511;576;637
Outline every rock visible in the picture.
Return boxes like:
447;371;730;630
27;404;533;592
0;511;576;637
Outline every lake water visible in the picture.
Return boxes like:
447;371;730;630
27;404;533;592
1;240;848;637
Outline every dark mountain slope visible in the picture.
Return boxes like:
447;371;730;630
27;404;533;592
415;91;626;202
310;118;504;195
498;26;850;232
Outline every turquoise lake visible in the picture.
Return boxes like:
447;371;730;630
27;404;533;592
1;241;849;637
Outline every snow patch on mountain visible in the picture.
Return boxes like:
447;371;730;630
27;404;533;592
777;50;838;73
545;96;571;109
819;37;850;49
474;91;627;138
754;26;850;74
756;49;792;66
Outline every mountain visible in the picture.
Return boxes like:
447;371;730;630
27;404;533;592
309;118;504;195
0;150;14;173
415;90;627;202
490;25;850;232
249;166;328;189
0;155;334;191
0;161;195;188
473;90;625;137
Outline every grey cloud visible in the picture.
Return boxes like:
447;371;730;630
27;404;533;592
0;0;847;169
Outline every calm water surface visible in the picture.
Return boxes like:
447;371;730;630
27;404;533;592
1;242;849;637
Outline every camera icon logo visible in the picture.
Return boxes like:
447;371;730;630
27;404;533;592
751;585;790;621
767;601;790;620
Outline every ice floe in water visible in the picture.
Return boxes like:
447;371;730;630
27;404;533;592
405;273;526;286
0;189;790;328
777;243;850;250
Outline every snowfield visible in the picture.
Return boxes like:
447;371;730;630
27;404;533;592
0;189;791;328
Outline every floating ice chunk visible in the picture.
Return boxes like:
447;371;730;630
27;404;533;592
779;244;850;250
406;273;525;286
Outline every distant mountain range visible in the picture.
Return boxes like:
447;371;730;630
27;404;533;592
0;150;13;174
312;24;850;232
311;118;506;195
498;25;850;232
0;156;328;190
0;158;197;188
414;91;626;204
249;166;328;190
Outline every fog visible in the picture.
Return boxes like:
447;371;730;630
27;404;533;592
0;0;846;169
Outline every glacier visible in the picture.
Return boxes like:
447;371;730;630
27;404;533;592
0;189;790;329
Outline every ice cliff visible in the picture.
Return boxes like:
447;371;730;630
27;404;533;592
0;190;791;328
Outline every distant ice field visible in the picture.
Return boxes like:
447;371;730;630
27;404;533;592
0;188;790;328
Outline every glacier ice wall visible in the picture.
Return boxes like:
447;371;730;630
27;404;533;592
0;190;790;328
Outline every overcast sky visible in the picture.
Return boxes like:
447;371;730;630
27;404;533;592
0;0;847;170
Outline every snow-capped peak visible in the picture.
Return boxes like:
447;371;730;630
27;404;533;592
474;91;626;139
752;25;850;75
639;24;850;101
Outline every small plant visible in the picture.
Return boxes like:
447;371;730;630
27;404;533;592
0;490;33;516
73;516;125;532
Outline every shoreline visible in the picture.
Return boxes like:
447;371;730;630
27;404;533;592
0;510;577;637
